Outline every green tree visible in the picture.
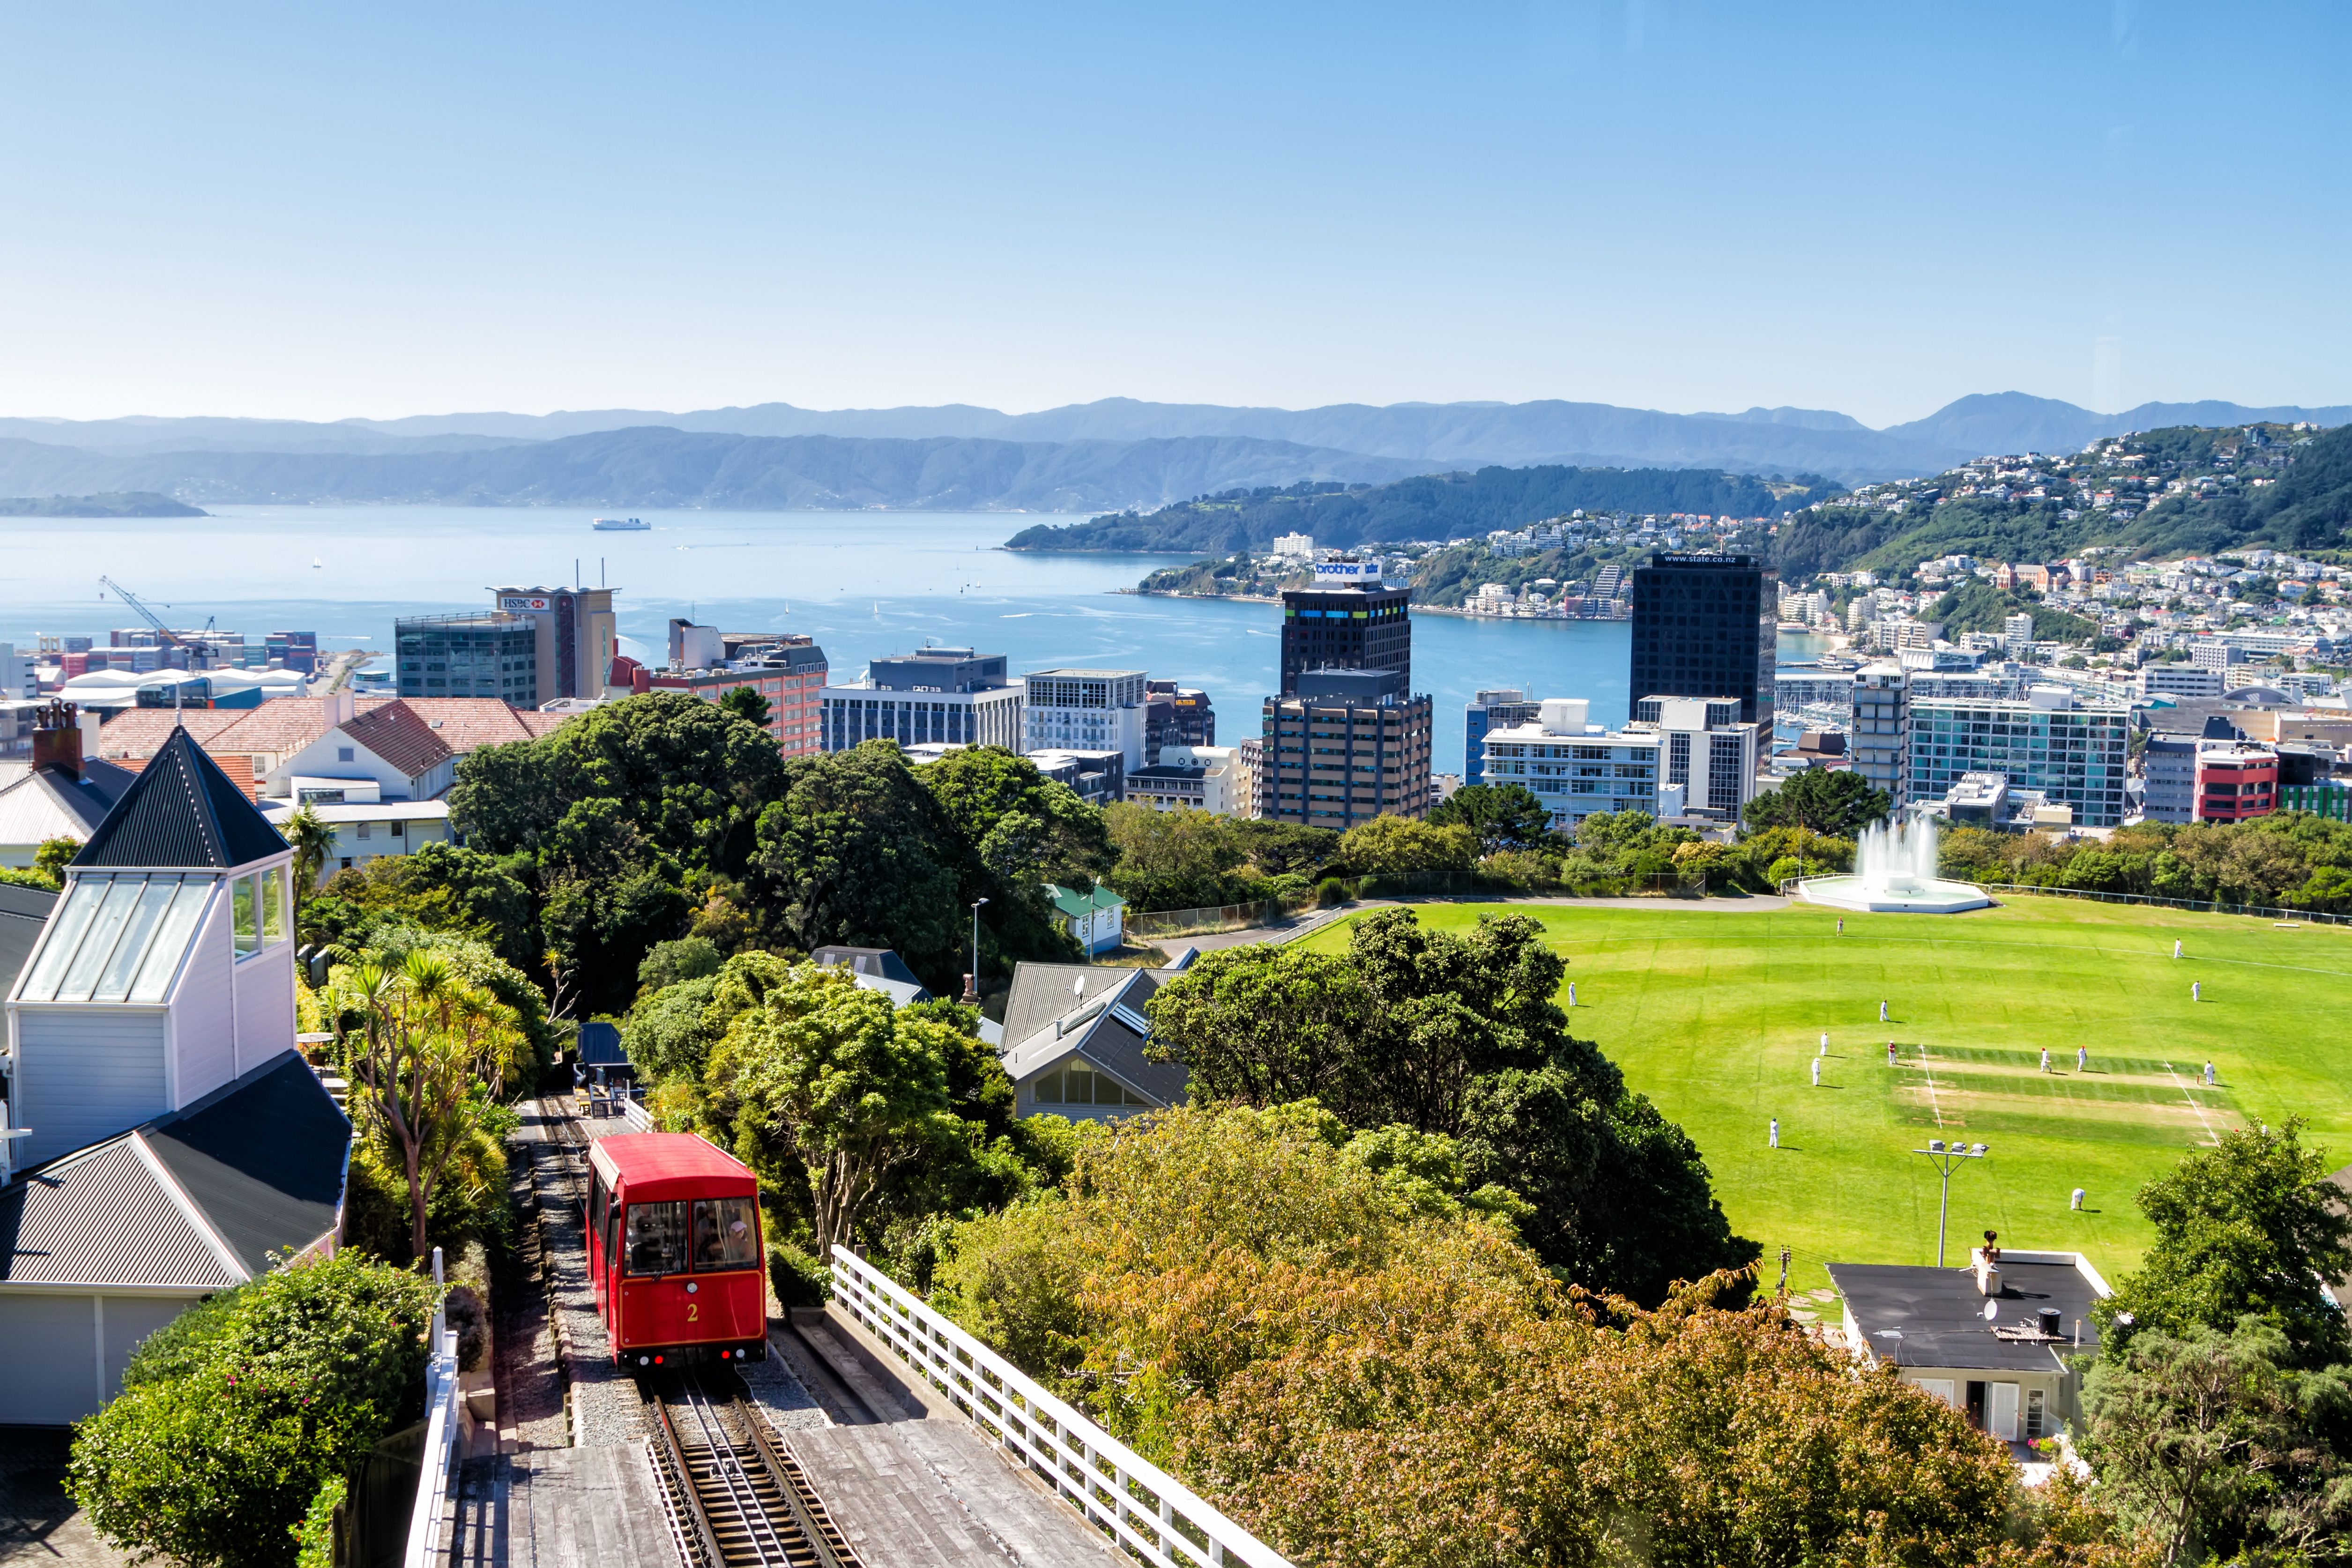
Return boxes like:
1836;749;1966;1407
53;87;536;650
331;951;528;1260
918;746;1113;890
2099;1120;2352;1369
2082;1320;2352;1568
309;843;539;972
1336;814;1477;877
746;742;965;989
705;964;956;1254
1742;765;1892;837
67;1251;441;1568
638;935;724;993
451;691;788;879
1103;803;1250;910
718;684;772;729
1428;783;1554;854
1144;946;1372;1109
33;835;79;886
282;805;335;893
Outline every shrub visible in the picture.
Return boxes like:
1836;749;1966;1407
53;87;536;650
770;1243;831;1309
1315;877;1351;907
69;1251;441;1568
1767;856;1804;884
290;1475;343;1568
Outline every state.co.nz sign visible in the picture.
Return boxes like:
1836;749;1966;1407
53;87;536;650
499;595;552;612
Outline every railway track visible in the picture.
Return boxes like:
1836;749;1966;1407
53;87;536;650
647;1371;859;1568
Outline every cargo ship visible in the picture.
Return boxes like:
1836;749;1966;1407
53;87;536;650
592;516;650;531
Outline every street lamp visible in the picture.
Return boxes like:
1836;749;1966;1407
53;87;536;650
961;898;989;1005
1913;1138;1988;1268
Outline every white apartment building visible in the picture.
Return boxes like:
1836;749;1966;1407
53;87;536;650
1124;744;1247;816
1479;699;1660;830
1023;669;1148;768
1271;533;1315;560
1630;695;1762;818
2137;663;2226;700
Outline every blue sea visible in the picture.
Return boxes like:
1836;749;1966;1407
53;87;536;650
0;505;1830;772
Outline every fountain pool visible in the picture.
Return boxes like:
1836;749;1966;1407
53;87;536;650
1798;815;1992;914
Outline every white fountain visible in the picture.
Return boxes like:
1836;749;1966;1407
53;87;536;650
1798;814;1992;914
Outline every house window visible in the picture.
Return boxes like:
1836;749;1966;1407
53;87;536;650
356;822;372;840
261;866;286;944
1032;1060;1152;1107
390;821;405;839
232;875;259;956
337;747;355;763
2025;1388;2047;1439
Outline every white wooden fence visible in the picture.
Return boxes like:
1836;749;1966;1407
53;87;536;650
401;1247;463;1568
827;1246;1294;1568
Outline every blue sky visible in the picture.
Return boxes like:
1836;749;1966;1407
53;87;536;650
0;2;2344;426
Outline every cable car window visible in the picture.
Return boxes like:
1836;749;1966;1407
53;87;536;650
691;1197;759;1271
625;1201;688;1275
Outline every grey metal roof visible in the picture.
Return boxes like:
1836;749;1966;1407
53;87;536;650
1827;1259;2105;1374
0;884;58;996
74;728;289;870
0;1048;348;1289
1000;967;1188;1108
0;1137;240;1288
1001;963;1124;1048
812;946;931;1000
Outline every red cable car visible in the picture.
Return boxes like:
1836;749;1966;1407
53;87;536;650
585;1132;769;1367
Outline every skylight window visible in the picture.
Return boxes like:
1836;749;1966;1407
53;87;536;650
16;875;215;1004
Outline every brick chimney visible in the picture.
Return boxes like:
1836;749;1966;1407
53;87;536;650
30;700;86;779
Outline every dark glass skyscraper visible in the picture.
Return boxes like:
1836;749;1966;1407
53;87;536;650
1280;578;1412;697
1627;552;1776;728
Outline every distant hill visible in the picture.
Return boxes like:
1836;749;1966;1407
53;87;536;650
0;429;1427;513
0;491;206;517
1769;421;2352;580
3;393;2344;497
1005;467;1841;554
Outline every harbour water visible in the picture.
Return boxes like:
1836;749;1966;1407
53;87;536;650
0;505;1827;773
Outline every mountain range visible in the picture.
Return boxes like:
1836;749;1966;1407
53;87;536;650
0;392;2342;511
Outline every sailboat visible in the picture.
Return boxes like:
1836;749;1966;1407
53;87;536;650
311;556;322;570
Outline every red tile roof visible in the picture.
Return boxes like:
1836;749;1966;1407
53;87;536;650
340;703;455;780
92;696;577;766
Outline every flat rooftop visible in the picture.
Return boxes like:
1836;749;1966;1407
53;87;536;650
1828;1256;2105;1374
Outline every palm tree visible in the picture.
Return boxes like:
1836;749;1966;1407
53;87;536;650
284;803;335;892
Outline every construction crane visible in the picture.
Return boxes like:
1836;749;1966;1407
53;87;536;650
97;576;183;646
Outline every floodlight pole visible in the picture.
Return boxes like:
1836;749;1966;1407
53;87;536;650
1913;1142;1988;1268
962;897;989;1005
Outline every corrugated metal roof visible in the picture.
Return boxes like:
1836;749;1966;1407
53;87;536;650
74;728;289;869
1000;967;1187;1108
0;1048;348;1288
0;1138;241;1288
0;884;57;997
144;1051;350;1279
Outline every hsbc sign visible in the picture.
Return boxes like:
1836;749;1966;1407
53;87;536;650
499;596;552;612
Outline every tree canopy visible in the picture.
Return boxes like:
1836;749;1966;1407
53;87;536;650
1146;909;1755;1301
1428;783;1554;854
1742;765;1891;838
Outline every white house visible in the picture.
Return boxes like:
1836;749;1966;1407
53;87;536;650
261;691;459;802
0;725;347;1424
8;727;301;1170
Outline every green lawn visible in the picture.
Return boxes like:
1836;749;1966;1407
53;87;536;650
1299;897;2352;1293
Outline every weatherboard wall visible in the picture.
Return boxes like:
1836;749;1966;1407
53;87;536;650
13;1010;168;1168
168;890;236;1107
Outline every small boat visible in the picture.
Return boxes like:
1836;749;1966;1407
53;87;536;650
592;516;650;532
311;556;322;569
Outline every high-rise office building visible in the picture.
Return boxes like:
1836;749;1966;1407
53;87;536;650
487;587;618;703
395;612;542;704
819;647;1024;751
1023;669;1149;767
1262;562;1430;828
1907;685;2129;827
1627;553;1775;728
1850;664;1910;806
1465;689;1541;786
1144;680;1215;763
1280;561;1412;698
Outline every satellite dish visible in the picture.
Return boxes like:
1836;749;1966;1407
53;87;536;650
1984;1300;1999;1322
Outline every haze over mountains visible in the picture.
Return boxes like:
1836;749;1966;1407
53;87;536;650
0;392;2342;512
